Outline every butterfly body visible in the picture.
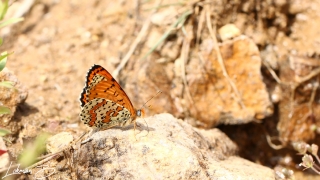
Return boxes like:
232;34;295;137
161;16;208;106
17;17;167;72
79;65;141;129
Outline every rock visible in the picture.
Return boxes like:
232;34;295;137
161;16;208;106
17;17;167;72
188;35;273;127
0;67;28;130
131;35;274;128
277;54;320;144
46;132;74;154
218;24;241;41
71;113;275;179
25;114;275;179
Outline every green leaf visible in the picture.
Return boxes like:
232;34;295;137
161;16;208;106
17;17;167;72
19;133;50;167
0;0;9;21
0;127;11;136
0;38;3;46
0;81;14;88
2;137;12;144
0;106;10;115
0;52;7;72
0;17;24;29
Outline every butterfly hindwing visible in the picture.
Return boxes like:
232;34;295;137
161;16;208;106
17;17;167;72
80;98;132;128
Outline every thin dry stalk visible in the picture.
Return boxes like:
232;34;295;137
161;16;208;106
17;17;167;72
266;134;284;150
113;19;152;78
28;132;87;169
143;9;192;59
262;61;283;84
181;37;195;107
205;5;245;109
290;67;320;116
307;78;318;112
113;0;164;78
195;6;205;50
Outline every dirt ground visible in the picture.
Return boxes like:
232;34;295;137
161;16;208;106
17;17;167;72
2;0;320;179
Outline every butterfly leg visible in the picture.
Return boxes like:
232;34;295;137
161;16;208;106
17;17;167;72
80;128;98;145
133;121;138;141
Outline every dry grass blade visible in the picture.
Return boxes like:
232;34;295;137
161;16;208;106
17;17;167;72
308;78;318;111
181;38;195;107
205;5;245;109
143;9;193;59
113;19;151;78
143;2;184;11
0;132;88;173
263;61;283;84
295;67;320;85
113;0;164;78
195;5;205;50
266;134;284;150
290;67;320;111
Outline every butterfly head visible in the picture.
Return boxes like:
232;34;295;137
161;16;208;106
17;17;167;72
136;108;145;118
136;90;161;118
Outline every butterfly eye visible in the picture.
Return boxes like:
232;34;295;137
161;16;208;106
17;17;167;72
136;110;142;117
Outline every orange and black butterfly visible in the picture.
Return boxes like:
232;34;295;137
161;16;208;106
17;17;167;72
79;65;142;129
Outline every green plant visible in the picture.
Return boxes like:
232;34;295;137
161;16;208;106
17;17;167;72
0;0;23;148
0;0;23;115
0;51;11;115
18;133;50;167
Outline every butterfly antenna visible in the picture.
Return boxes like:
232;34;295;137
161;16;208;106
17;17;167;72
139;90;162;110
136;90;161;139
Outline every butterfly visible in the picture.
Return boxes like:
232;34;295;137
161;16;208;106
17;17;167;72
79;64;142;129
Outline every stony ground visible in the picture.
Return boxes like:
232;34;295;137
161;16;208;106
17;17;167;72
1;0;320;179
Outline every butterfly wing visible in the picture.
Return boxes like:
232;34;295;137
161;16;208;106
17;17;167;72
80;64;136;116
79;65;139;129
80;98;133;128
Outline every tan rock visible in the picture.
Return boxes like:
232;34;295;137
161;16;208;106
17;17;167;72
189;35;273;127
71;113;275;179
218;24;241;41
46;132;74;154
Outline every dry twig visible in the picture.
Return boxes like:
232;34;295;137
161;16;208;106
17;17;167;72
0;132;88;175
113;0;164;78
195;6;205;50
205;5;245;109
181;36;195;107
113;19;152;78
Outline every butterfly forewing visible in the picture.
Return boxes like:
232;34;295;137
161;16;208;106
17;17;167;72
80;65;136;114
